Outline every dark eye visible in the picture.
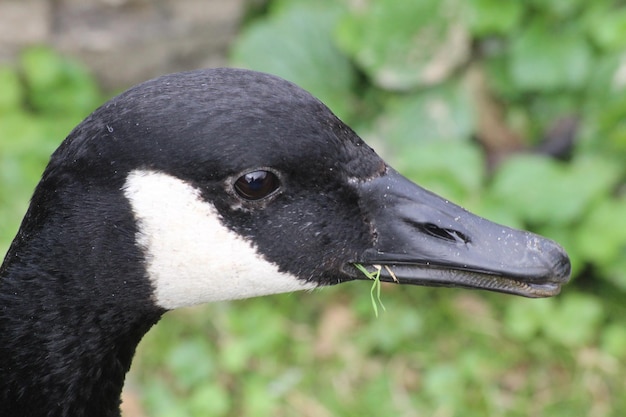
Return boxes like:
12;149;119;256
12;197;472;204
233;170;280;200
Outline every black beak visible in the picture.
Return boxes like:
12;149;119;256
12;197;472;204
345;168;571;298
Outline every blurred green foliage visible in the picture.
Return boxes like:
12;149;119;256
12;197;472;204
1;0;626;416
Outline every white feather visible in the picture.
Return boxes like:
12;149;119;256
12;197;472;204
123;170;317;310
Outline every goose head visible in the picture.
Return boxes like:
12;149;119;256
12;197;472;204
0;68;570;416
82;68;566;304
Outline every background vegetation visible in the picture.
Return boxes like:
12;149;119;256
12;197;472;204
1;0;626;415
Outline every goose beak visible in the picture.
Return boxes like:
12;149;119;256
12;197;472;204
347;168;571;298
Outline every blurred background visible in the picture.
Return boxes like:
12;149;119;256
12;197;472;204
1;0;626;416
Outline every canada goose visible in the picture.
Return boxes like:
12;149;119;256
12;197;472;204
0;68;571;417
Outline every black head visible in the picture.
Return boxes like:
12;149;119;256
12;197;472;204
11;68;570;304
0;68;571;417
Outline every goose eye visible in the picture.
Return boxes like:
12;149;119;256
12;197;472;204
234;170;280;200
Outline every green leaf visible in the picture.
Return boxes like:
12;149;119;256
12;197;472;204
601;323;626;358
588;53;626;98
167;338;215;389
423;364;464;408
504;298;555;341
370;82;479;203
602;256;626;292
354;264;385;317
0;67;23;111
575;197;626;265
465;0;523;36
242;377;276;416
219;339;251;374
528;0;586;18
189;384;230;416
490;154;622;225
395;140;485;204
231;3;356;120
20;46;102;116
490;155;562;224
509;22;593;91
142;379;188;417
586;6;626;51
335;0;469;90
375;82;475;145
542;293;604;347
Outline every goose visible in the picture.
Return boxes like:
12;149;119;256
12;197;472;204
0;68;571;417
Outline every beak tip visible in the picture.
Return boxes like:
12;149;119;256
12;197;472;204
553;252;572;285
540;238;572;284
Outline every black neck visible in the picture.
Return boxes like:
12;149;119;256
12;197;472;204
0;175;163;417
0;253;163;417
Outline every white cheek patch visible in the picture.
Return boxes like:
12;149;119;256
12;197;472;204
123;170;317;310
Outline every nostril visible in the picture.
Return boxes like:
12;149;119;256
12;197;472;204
408;221;470;244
